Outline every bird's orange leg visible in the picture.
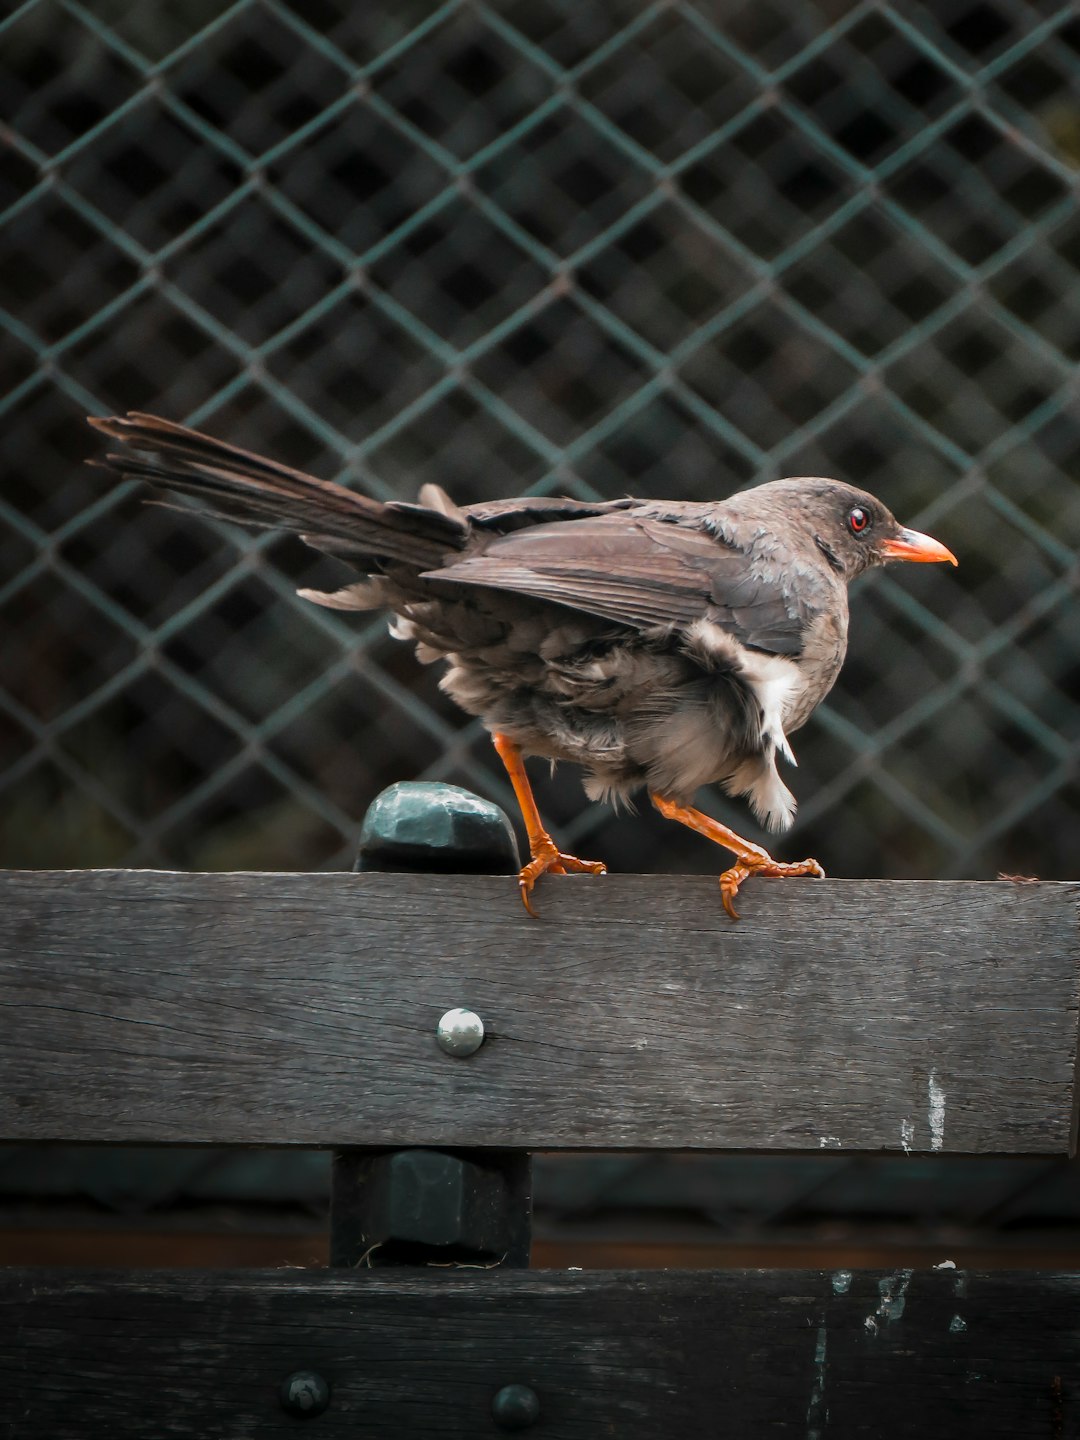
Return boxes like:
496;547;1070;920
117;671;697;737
650;793;824;920
492;732;607;916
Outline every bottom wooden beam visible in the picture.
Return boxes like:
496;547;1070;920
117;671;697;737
2;1268;1078;1436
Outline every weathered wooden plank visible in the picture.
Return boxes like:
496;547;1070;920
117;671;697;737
1;1267;1077;1437
2;871;1077;1151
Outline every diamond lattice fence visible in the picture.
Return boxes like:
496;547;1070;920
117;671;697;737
1;0;1078;882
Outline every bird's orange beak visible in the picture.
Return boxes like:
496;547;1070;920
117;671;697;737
880;526;958;566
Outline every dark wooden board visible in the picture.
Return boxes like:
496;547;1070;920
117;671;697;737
2;871;1078;1151
1;1267;1078;1437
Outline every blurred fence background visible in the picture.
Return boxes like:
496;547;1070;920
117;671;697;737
2;0;1079;883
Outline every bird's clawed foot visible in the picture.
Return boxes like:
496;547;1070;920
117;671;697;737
649;793;824;921
491;732;607;917
518;836;607;918
719;855;825;920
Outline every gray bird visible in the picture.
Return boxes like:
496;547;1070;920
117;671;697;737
89;412;957;916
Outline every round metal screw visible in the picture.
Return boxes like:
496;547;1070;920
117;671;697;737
279;1369;331;1418
492;1384;540;1431
436;1006;485;1057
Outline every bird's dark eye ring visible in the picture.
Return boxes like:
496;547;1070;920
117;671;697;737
848;507;870;534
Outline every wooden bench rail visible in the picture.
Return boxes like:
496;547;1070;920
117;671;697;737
2;1267;1077;1437
3;871;1077;1152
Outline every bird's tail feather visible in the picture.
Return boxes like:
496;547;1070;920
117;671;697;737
87;412;466;571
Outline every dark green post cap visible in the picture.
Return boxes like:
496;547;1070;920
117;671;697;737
354;781;520;874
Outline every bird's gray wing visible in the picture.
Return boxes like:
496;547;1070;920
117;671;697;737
424;514;816;656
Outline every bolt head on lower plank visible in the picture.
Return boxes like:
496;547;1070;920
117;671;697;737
279;1369;330;1418
492;1383;541;1431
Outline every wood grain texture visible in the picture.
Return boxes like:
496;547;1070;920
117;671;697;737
2;1267;1079;1437
2;871;1077;1151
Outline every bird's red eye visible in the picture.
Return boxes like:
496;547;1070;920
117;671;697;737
848;507;870;534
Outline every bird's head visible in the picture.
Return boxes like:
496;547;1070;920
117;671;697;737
751;478;958;581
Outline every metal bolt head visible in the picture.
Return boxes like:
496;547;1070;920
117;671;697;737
279;1369;331;1418
436;1006;484;1057
492;1384;540;1431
